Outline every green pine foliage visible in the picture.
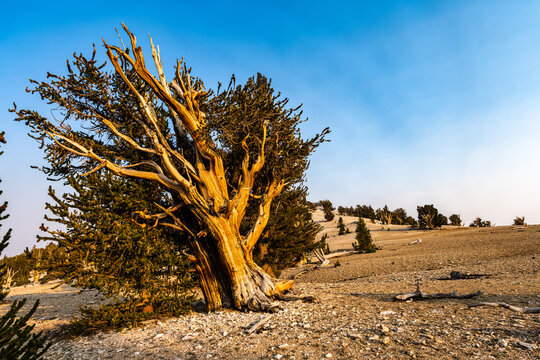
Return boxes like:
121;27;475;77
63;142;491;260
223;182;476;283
0;132;50;358
0;300;50;360
353;218;376;253
211;75;325;278
251;187;321;277
39;173;196;331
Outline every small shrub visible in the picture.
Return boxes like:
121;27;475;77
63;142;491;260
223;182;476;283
513;216;525;226
334;260;341;267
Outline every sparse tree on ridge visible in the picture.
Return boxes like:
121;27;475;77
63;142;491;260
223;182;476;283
376;205;393;225
513;216;525;226
449;214;462;226
13;25;329;312
469;217;492;227
392;208;407;225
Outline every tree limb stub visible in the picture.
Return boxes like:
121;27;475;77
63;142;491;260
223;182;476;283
468;302;540;313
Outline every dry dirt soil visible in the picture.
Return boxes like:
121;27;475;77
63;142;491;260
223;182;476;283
2;213;539;359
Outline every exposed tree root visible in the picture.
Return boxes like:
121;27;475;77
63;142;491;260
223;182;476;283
468;302;540;313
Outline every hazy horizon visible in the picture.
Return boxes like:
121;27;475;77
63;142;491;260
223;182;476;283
1;1;540;256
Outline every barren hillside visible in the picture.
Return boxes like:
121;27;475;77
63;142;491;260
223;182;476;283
2;215;539;359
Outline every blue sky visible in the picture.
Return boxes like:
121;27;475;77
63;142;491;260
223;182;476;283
1;1;540;255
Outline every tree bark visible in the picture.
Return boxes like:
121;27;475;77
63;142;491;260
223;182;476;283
190;216;289;312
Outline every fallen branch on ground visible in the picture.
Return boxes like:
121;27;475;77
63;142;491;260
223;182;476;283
394;283;483;301
408;238;422;245
290;268;312;279
275;293;316;302
467;302;540;313
437;271;490;280
324;250;354;259
313;248;329;267
244;315;272;334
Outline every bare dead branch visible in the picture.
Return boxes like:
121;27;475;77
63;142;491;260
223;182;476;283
468;302;540;313
244;315;272;334
394;284;484;301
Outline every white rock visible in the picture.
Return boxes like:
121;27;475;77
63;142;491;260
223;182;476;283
379;324;390;333
497;339;508;348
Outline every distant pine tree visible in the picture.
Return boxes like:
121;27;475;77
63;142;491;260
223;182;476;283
324;210;335;222
319;233;330;255
353;218;376;253
337;217;346;235
449;214;462;226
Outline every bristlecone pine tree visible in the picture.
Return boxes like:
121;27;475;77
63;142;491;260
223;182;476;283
0;132;50;359
417;204;446;229
353;218;376;253
449;214;462;226
337;217;345;235
13;25;328;312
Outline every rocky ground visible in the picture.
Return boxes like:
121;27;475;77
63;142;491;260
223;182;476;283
2;220;539;359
